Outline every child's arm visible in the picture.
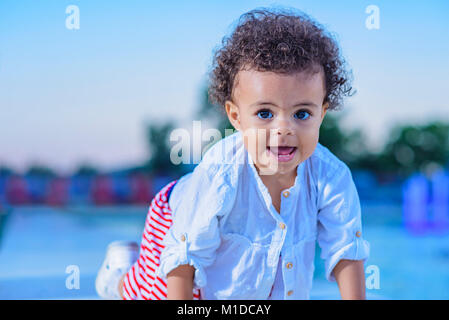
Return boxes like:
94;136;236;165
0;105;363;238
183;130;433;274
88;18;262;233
157;165;237;299
166;264;195;300
316;164;370;298
333;259;366;300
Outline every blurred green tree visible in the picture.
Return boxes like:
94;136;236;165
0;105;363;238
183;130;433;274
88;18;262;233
26;165;55;177
372;122;449;178
318;111;370;169
73;164;98;176
144;121;185;176
141;88;226;177
0;166;14;176
196;86;233;135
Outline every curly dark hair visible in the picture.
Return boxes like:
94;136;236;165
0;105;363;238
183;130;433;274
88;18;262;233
208;7;354;111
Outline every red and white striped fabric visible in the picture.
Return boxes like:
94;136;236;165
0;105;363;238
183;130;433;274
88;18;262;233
122;180;201;300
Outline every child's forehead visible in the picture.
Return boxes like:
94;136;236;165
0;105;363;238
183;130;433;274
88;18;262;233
231;68;326;104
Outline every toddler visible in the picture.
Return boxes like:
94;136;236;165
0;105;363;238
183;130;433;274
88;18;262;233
95;7;370;300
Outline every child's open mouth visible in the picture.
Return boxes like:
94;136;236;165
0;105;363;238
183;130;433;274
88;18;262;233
267;146;297;162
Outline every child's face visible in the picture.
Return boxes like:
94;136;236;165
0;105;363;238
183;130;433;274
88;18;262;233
225;68;328;177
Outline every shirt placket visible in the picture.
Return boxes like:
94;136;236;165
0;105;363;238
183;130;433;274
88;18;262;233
254;179;288;297
246;151;295;298
263;186;293;299
263;215;287;297
279;188;297;299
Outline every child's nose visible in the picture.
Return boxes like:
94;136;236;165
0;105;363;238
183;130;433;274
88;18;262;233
274;118;294;136
276;127;293;136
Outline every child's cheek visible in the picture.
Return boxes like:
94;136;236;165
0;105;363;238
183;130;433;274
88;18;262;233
301;132;320;162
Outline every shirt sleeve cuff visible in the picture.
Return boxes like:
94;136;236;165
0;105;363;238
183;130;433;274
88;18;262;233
156;246;208;289
324;237;370;282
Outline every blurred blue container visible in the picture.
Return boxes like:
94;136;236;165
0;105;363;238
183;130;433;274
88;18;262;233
352;169;377;201
0;175;8;205
402;173;429;234
429;170;449;233
68;174;94;205
25;175;50;204
111;174;132;204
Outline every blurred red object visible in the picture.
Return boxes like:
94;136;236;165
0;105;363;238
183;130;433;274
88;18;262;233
130;174;152;204
46;177;69;206
5;175;29;205
91;175;114;205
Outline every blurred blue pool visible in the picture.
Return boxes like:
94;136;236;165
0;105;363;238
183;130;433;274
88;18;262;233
0;203;448;300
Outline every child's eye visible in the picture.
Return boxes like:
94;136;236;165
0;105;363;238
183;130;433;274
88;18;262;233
257;109;273;119
294;110;311;120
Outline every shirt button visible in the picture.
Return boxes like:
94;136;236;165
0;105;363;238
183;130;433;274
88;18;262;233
279;222;286;230
287;290;294;296
356;231;362;238
180;234;186;242
286;262;293;269
282;191;290;198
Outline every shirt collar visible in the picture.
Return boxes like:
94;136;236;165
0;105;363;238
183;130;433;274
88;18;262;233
245;146;304;211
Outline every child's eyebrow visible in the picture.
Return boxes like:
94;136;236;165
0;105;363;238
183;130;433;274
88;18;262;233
250;101;319;109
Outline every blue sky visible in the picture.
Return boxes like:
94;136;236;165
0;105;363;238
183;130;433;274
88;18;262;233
0;0;448;174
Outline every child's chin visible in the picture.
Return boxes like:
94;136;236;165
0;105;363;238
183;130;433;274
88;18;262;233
252;151;299;175
256;161;298;176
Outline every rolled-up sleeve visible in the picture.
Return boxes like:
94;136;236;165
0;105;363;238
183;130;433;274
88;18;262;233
316;164;370;282
156;163;236;289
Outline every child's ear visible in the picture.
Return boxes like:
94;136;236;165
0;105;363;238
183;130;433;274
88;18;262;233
320;102;329;122
225;100;241;131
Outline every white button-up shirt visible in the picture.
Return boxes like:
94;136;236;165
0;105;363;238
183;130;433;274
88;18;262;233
156;130;370;299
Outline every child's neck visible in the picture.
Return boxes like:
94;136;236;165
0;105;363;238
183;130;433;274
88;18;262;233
255;165;298;214
255;165;298;191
